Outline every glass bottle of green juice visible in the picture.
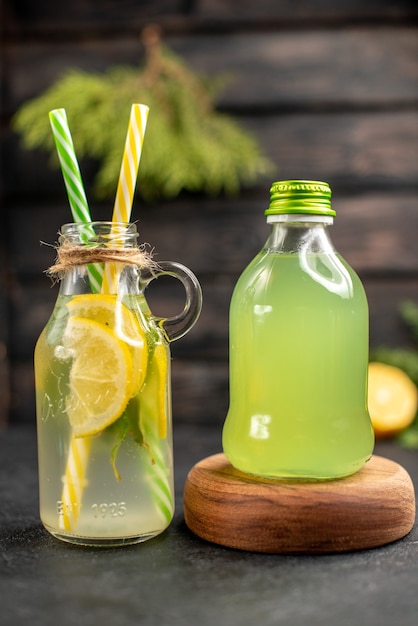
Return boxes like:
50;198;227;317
222;180;374;480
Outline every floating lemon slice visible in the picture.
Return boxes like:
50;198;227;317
66;294;148;396
368;362;418;438
62;316;133;437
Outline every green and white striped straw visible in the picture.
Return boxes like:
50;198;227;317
140;350;175;526
48;108;102;293
144;433;174;526
49;108;98;532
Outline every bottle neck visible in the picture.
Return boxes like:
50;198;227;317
264;214;335;255
60;221;139;248
54;222;148;296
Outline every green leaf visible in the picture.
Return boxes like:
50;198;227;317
108;415;130;482
396;417;418;449
370;347;418;387
370;299;418;448
400;301;418;343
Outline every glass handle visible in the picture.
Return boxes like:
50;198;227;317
141;261;202;342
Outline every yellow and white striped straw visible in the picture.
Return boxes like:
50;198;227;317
59;436;91;531
104;103;173;525
113;103;149;223
102;103;149;293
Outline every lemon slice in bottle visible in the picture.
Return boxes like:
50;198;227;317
66;294;148;396
368;362;418;438
62;316;134;437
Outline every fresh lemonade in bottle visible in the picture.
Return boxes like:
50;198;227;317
35;222;202;546
35;294;172;544
222;181;374;480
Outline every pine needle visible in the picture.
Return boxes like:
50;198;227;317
12;29;273;202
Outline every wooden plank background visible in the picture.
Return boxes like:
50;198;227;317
1;0;418;429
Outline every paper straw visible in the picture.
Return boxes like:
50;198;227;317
113;103;149;223
48;108;103;293
103;103;173;525
49;108;96;532
59;437;91;531
102;103;149;293
140;344;174;525
50;104;173;536
143;425;174;525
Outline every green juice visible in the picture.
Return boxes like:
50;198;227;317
223;251;374;480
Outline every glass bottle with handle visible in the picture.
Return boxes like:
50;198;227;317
35;221;202;546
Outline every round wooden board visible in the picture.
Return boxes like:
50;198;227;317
184;454;416;554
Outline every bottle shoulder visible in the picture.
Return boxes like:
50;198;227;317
234;250;367;302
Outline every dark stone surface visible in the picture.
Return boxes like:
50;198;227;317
0;425;417;626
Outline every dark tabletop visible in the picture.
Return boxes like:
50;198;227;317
1;424;417;626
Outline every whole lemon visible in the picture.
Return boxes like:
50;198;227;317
368;362;418;438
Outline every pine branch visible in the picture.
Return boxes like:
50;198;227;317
12;30;274;202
